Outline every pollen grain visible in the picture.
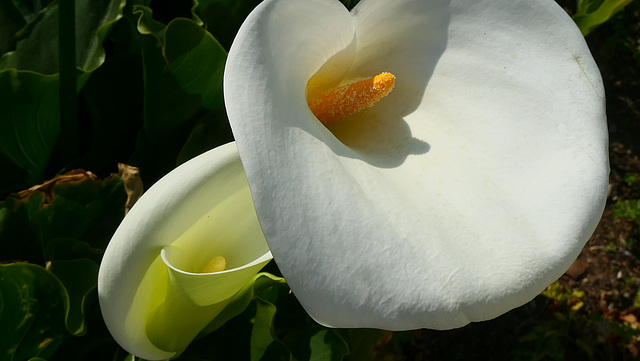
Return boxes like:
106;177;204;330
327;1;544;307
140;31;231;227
309;72;396;126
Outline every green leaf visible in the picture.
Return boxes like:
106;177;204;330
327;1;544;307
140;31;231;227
0;0;126;74
129;9;229;183
0;70;60;193
0;0;125;190
6;0;48;23
163;19;226;112
192;0;262;50
46;238;102;264
573;0;634;36
133;4;165;40
176;108;233;166
136;13;226;133
0;0;28;55
346;329;387;361
46;258;98;335
200;272;287;335
0;263;68;361
247;276;350;361
0;172;126;264
251;298;289;361
307;329;349;361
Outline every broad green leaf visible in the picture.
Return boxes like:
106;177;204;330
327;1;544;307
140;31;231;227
308;329;349;361
133;4;165;40
242;275;350;361
200;272;287;335
0;70;60;193
163;19;225;112
278;318;350;361
135;12;226;133
0;0;126;73
251;298;288;361
129;8;228;183
573;0;634;36
0;263;68;361
0;0;125;192
46;258;98;335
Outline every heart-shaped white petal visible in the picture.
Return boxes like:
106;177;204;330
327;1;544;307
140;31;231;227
98;142;272;360
225;0;608;330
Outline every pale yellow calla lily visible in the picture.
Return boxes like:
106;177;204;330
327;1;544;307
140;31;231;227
98;142;272;360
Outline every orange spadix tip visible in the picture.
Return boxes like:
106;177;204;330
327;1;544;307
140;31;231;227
309;72;396;126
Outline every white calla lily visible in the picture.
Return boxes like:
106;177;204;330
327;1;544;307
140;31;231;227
98;142;272;360
224;0;608;331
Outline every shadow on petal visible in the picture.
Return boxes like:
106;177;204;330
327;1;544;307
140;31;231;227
329;0;451;168
145;247;271;355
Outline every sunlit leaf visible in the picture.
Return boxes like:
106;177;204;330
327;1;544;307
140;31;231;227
573;0;634;36
133;3;165;40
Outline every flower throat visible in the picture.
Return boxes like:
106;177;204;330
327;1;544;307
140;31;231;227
308;72;396;126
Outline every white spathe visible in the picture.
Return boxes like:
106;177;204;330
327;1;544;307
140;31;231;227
224;0;609;330
98;142;272;360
